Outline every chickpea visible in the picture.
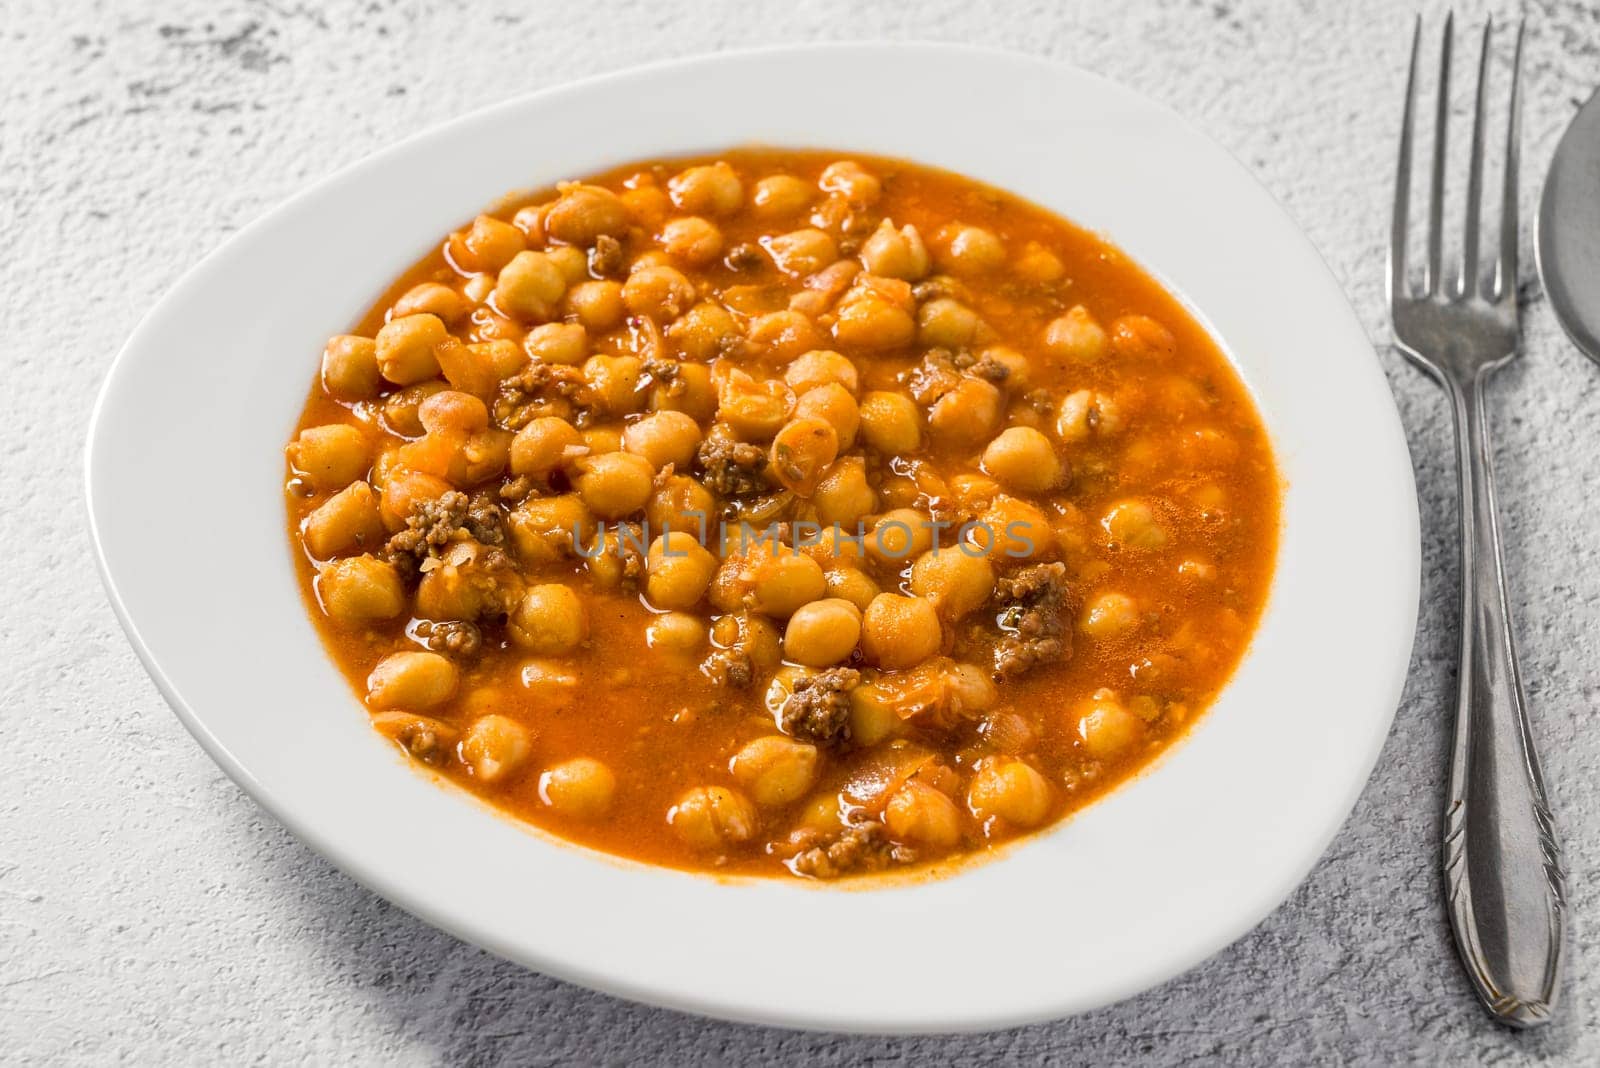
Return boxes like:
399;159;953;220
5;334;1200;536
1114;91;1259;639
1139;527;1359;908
667;302;739;362
645;474;716;541
321;335;382;400
623;263;696;321
509;416;583;479
812;456;877;527
973;496;1053;560
709;612;783;675
1013;241;1065;285
302;481;385;558
508;493;595;564
1101;498;1168;550
751;174;813;218
716;369;792;441
824;567;879;613
510;583;588;654
392;282;468;324
784;350;858;397
379;469;452;529
524;322;588;366
544;184;629;245
433;339;501;395
748;309;826;361
582;354;645;415
366;650;458;710
978;346;1029;391
861;594;942;669
941;225;1005;275
909;548;994;622
783;598;862;667
730;736;819;807
546;244;590;285
859;219;930;280
884;780;962;849
658;215;723;266
317;555;404;622
623;410;701;470
646;611;707;656
619;183;671;228
460;714;533;786
573;450;654;518
867;508;934;564
967;758;1052;827
917;298;981;348
857;390;922;455
288;424;370;492
645;531;718;610
461;273;496;304
669;785;759;849
769;417;839;497
1080;591;1141;639
1077;688;1146;759
668;162;743;217
793;383;860;450
495;251;568;321
539;757;617;818
1055;389;1122;443
565;279;626;331
1110;314;1177;360
453;214;525;273
418;391;489;435
1043;306;1108;364
847;682;902;746
374;314;446;386
747;551;827;619
945;662;998;713
833;289;915;350
981;427;1062;493
765;228;838;276
819;160;882;206
927;378;1002;446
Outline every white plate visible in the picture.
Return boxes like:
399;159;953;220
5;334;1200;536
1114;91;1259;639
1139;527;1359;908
86;43;1419;1032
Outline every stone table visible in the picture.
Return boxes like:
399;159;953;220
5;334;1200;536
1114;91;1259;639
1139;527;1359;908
5;0;1600;1063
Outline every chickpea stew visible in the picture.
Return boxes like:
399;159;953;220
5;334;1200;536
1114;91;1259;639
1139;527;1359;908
285;149;1280;881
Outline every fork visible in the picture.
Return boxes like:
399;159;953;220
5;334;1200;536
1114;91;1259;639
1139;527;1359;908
1389;14;1564;1027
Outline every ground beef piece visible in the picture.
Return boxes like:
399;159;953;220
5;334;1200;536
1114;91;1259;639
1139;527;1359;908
951;348;1010;384
780;667;861;745
610;522;647;586
464;490;507;546
702;648;756;689
642;358;679;389
589;234;624;276
499;474;535;503
791;819;916;879
725;242;765;271
696;438;769;497
379;491;473;575
413;619;483;658
991;562;1071;681
493;360;590;430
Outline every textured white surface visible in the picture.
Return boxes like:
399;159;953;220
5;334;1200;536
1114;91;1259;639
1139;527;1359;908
5;0;1600;1062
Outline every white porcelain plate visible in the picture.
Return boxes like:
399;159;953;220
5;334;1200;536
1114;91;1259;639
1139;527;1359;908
86;44;1418;1032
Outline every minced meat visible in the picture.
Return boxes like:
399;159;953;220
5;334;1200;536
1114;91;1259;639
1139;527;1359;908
493;360;591;430
791;819;916;879
696;438;768;497
413;619;483;658
991;561;1071;681
780;667;861;744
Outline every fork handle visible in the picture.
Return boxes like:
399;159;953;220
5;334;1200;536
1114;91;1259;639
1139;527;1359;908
1443;371;1565;1027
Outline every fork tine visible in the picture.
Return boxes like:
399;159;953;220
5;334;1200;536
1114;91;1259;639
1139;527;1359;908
1390;17;1421;306
1459;18;1491;298
1492;20;1525;305
1426;11;1453;295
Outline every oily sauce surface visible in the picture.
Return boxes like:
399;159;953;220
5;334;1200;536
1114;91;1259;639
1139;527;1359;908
286;149;1280;879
